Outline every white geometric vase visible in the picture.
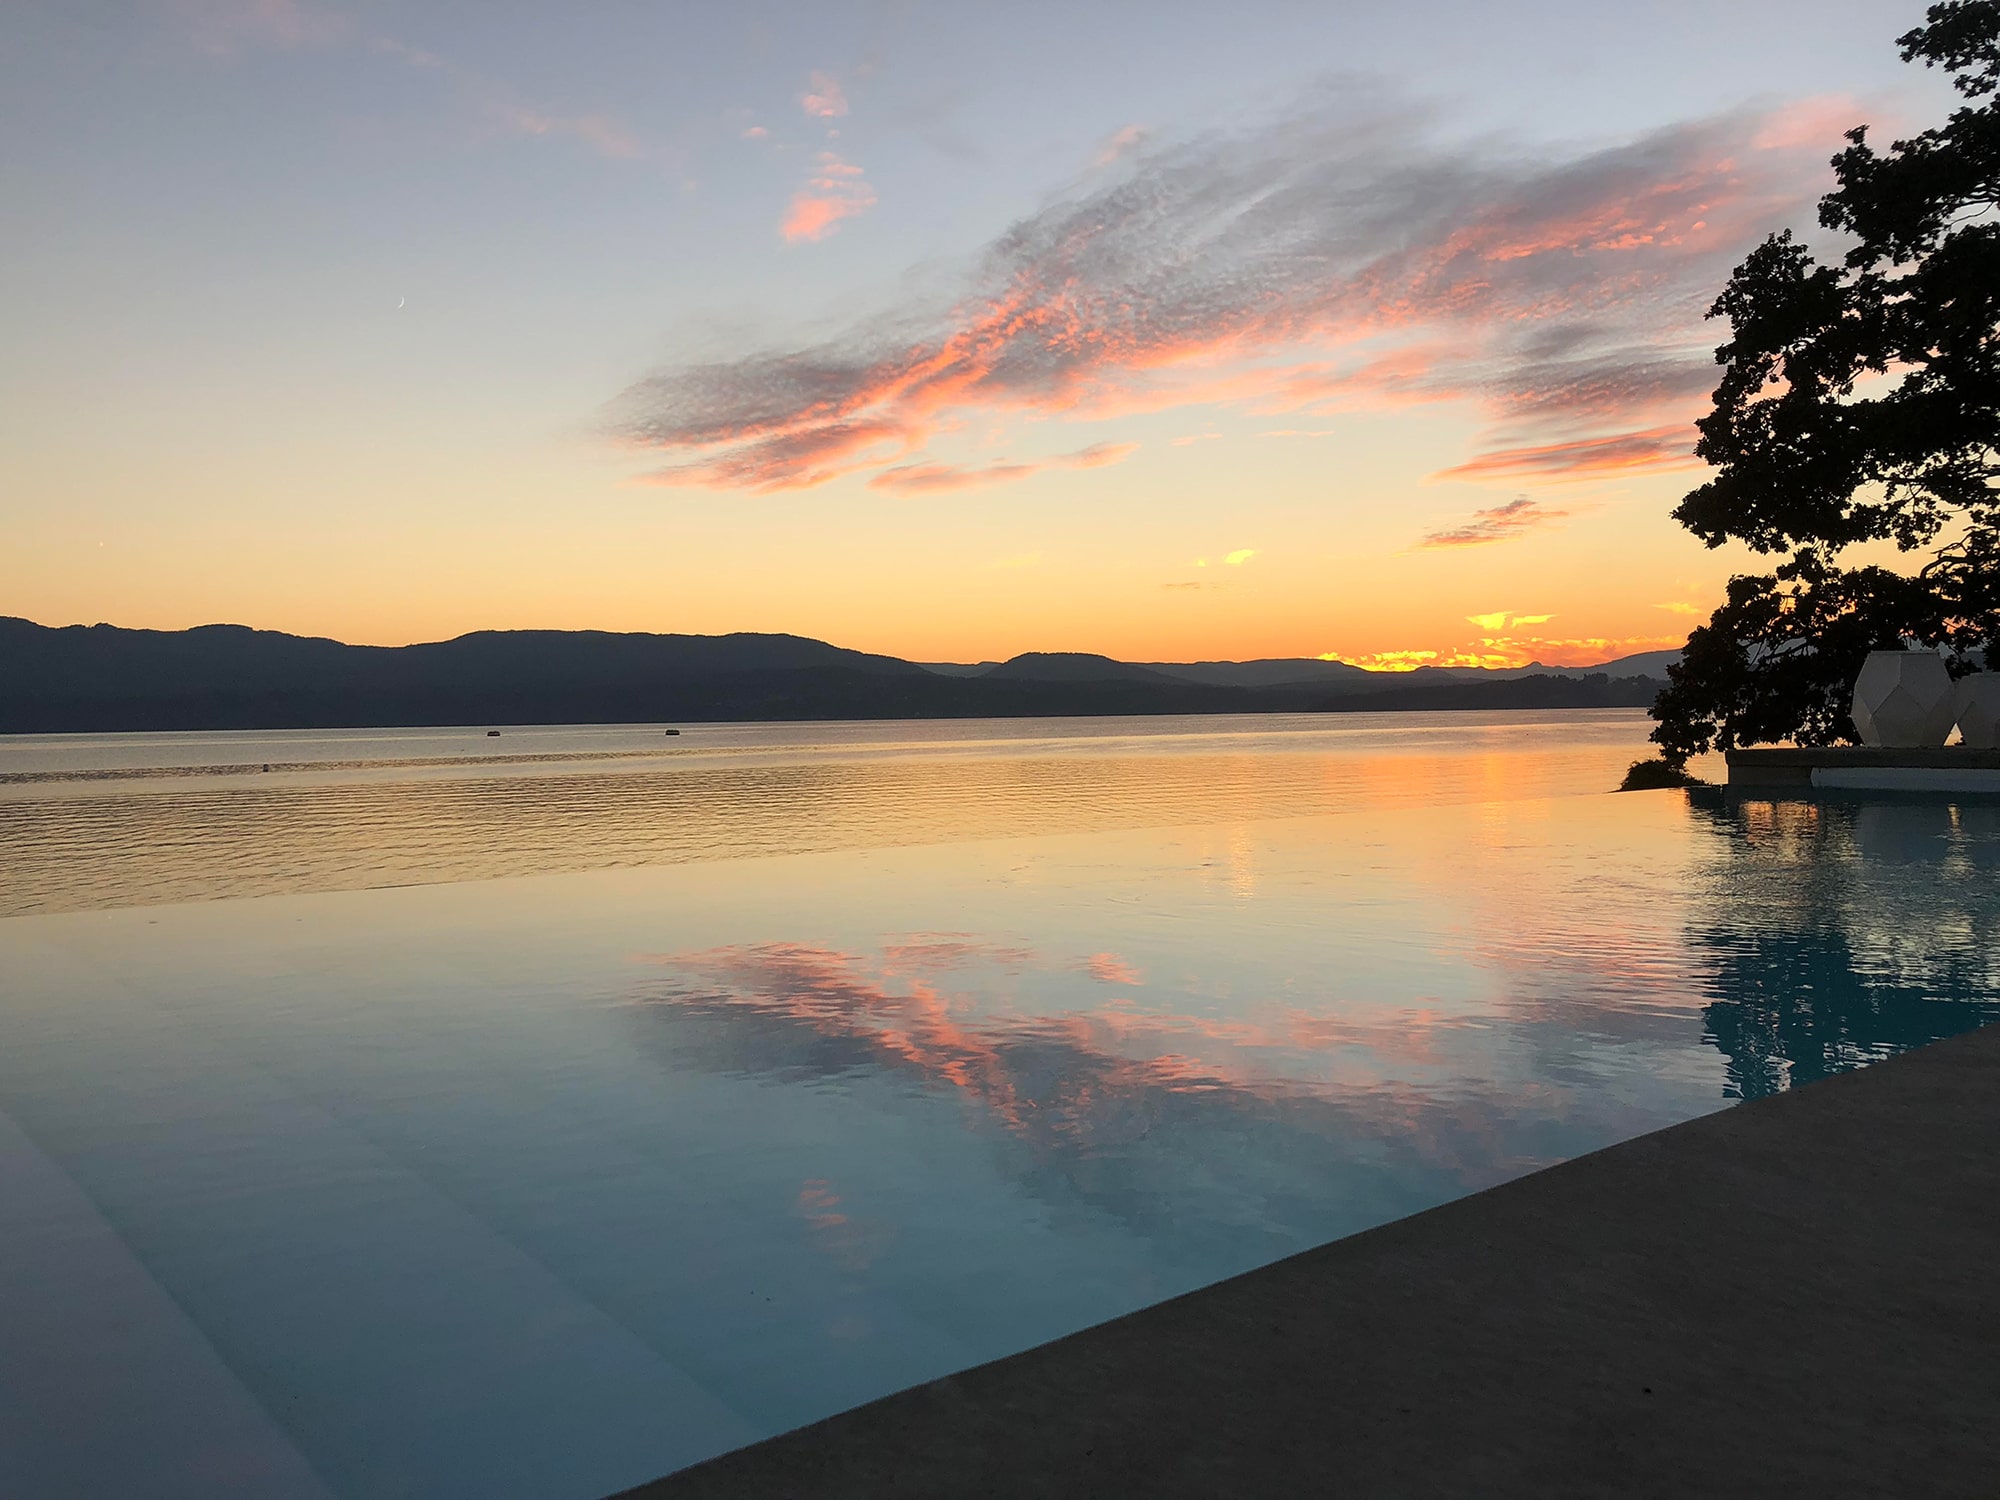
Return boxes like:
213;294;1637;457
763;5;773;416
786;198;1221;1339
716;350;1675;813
1851;650;1957;748
1955;673;2000;750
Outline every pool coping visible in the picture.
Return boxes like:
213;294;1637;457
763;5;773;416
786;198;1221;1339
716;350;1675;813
1727;746;2000;794
612;1020;2000;1498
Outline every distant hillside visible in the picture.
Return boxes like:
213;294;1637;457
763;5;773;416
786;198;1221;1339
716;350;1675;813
983;653;1184;684
915;661;1000;678
1317;673;1667;713
1140;658;1382;690
0;619;920;696
926;649;1681;692
1434;649;1683;683
0;617;1672;732
0;619;919;732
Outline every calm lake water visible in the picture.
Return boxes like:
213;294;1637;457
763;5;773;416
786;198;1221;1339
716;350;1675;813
4;711;1997;1499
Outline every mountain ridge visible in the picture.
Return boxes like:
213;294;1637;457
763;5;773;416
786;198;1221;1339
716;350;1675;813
0;617;1674;733
923;648;1681;691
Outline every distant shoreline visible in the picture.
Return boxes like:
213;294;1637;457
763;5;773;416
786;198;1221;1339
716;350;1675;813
1;680;1665;737
0;747;688;784
1;616;1669;735
0;702;1666;774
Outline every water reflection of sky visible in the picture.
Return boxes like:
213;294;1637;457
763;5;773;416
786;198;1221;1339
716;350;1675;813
1;749;1996;1498
0;710;1681;915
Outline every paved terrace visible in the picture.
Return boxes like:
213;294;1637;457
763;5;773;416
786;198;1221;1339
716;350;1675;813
616;1021;2000;1499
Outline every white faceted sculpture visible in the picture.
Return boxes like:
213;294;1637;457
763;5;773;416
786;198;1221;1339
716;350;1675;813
1851;650;1956;748
1955;673;2000;750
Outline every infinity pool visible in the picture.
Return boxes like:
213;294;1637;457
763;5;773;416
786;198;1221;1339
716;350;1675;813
3;713;1995;1498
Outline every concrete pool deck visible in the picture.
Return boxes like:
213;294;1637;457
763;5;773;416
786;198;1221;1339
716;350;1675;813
615;1021;2000;1499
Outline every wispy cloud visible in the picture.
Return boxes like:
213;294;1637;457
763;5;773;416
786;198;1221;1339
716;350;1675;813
800;71;849;119
171;0;348;53
1428;424;1701;483
501;105;642;158
867;441;1136;495
1223;548;1257;566
611;90;1835;492
1418;497;1567;549
364;38;648;160
782;151;877;242
170;8;653;161
1094;124;1149;166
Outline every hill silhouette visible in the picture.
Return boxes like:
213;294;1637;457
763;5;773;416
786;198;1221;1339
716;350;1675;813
0;617;1669;732
983;653;1185;684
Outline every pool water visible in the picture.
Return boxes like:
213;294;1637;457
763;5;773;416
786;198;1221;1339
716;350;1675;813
2;712;1995;1498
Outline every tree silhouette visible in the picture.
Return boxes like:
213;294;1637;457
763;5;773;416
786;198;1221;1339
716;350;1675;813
1651;2;2000;763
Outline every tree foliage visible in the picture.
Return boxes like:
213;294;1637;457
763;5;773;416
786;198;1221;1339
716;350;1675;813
1652;1;2000;763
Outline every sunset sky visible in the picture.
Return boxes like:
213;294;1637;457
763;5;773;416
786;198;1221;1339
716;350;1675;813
0;1;1952;666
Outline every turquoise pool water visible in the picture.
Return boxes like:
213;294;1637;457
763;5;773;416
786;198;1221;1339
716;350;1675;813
3;712;1996;1498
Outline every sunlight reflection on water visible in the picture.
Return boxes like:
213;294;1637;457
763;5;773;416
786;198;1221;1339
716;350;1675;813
0;711;1673;915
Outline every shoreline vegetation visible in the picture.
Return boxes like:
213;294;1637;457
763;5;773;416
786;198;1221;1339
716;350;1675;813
1617;758;1711;792
0;617;1668;735
1646;4;2000;766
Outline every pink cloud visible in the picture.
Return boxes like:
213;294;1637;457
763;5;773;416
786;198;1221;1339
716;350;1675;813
868;441;1138;495
613;96;1840;492
800;71;848;119
1750;94;1871;152
1095;124;1149;166
781;151;877;242
1430;425;1701;483
1062;441;1138;469
1417;496;1569;549
639;417;914;494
